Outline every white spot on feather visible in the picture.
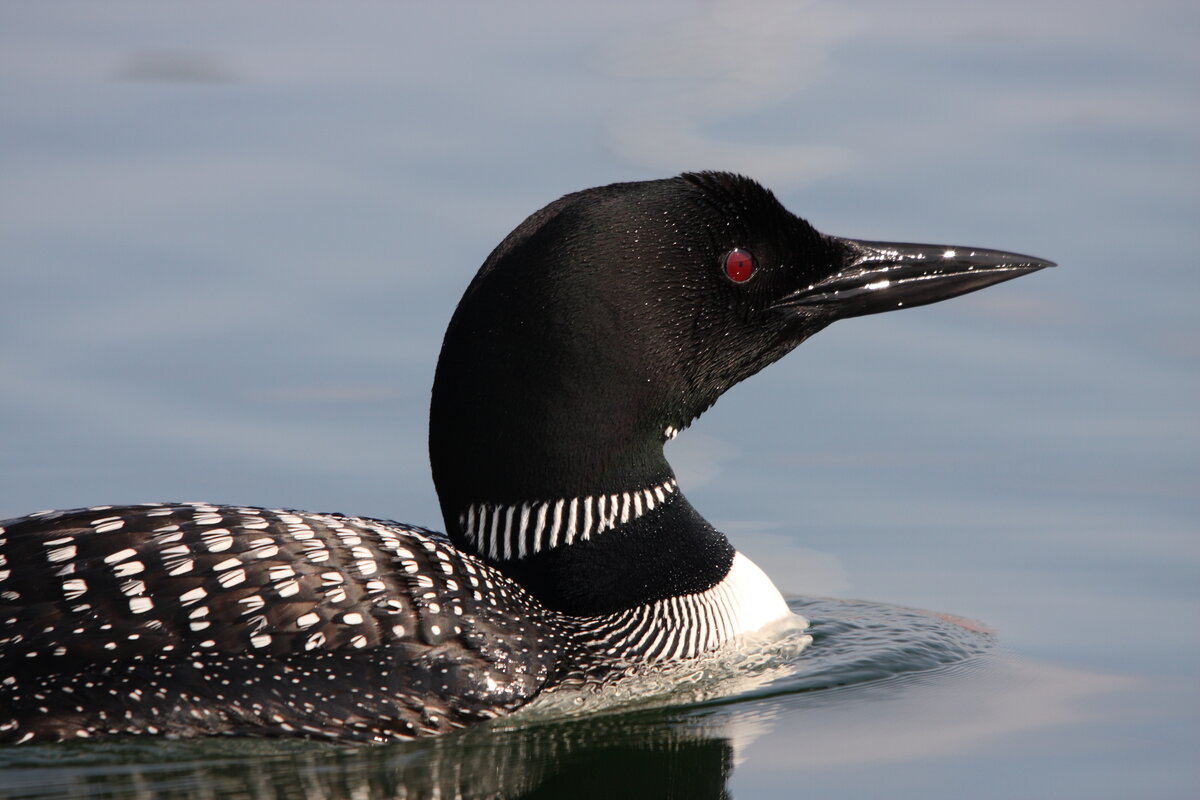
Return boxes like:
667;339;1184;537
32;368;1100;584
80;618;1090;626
128;596;154;614
47;545;77;563
180;587;207;605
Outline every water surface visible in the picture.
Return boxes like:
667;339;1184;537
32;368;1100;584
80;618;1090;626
1;1;1196;797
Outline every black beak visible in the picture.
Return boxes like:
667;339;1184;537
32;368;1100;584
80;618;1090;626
779;237;1055;319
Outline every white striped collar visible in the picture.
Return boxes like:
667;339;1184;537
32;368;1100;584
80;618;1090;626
458;479;678;561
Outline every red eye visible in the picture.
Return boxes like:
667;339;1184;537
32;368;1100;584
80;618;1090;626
723;248;756;283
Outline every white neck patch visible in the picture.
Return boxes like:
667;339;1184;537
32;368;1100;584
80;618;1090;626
458;479;678;561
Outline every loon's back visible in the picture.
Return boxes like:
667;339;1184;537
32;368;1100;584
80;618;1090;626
0;503;578;742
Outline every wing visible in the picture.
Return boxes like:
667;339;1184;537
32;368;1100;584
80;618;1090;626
0;503;576;743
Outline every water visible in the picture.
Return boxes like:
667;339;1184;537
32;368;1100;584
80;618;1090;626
1;1;1197;797
0;598;998;799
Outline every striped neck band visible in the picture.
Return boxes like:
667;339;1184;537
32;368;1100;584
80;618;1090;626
458;478;678;561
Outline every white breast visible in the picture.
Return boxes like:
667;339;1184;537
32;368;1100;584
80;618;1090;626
573;551;801;662
716;551;795;637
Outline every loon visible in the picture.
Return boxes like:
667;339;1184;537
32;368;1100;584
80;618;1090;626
0;173;1051;744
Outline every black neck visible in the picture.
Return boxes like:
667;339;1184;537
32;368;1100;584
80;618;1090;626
430;360;731;613
430;379;725;614
428;294;719;614
427;183;742;614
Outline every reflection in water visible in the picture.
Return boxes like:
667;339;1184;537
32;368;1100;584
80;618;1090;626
0;712;737;800
0;599;1125;800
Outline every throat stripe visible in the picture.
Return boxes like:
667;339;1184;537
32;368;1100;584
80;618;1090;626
581;497;593;544
489;507;501;560
459;478;677;562
502;506;516;560
517;504;531;559
567;498;578;547
533;503;548;554
549;499;564;549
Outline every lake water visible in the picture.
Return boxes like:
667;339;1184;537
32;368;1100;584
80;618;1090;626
1;2;1197;798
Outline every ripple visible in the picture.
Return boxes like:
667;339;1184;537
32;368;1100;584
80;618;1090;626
778;596;995;692
510;596;993;727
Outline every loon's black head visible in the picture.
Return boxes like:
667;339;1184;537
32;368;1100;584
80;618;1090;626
431;172;1051;555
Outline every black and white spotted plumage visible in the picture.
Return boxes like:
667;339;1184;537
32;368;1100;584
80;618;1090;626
0;503;593;743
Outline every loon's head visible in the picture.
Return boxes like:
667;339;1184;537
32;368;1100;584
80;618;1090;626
431;172;1051;570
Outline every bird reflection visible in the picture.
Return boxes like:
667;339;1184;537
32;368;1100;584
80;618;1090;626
18;709;736;800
